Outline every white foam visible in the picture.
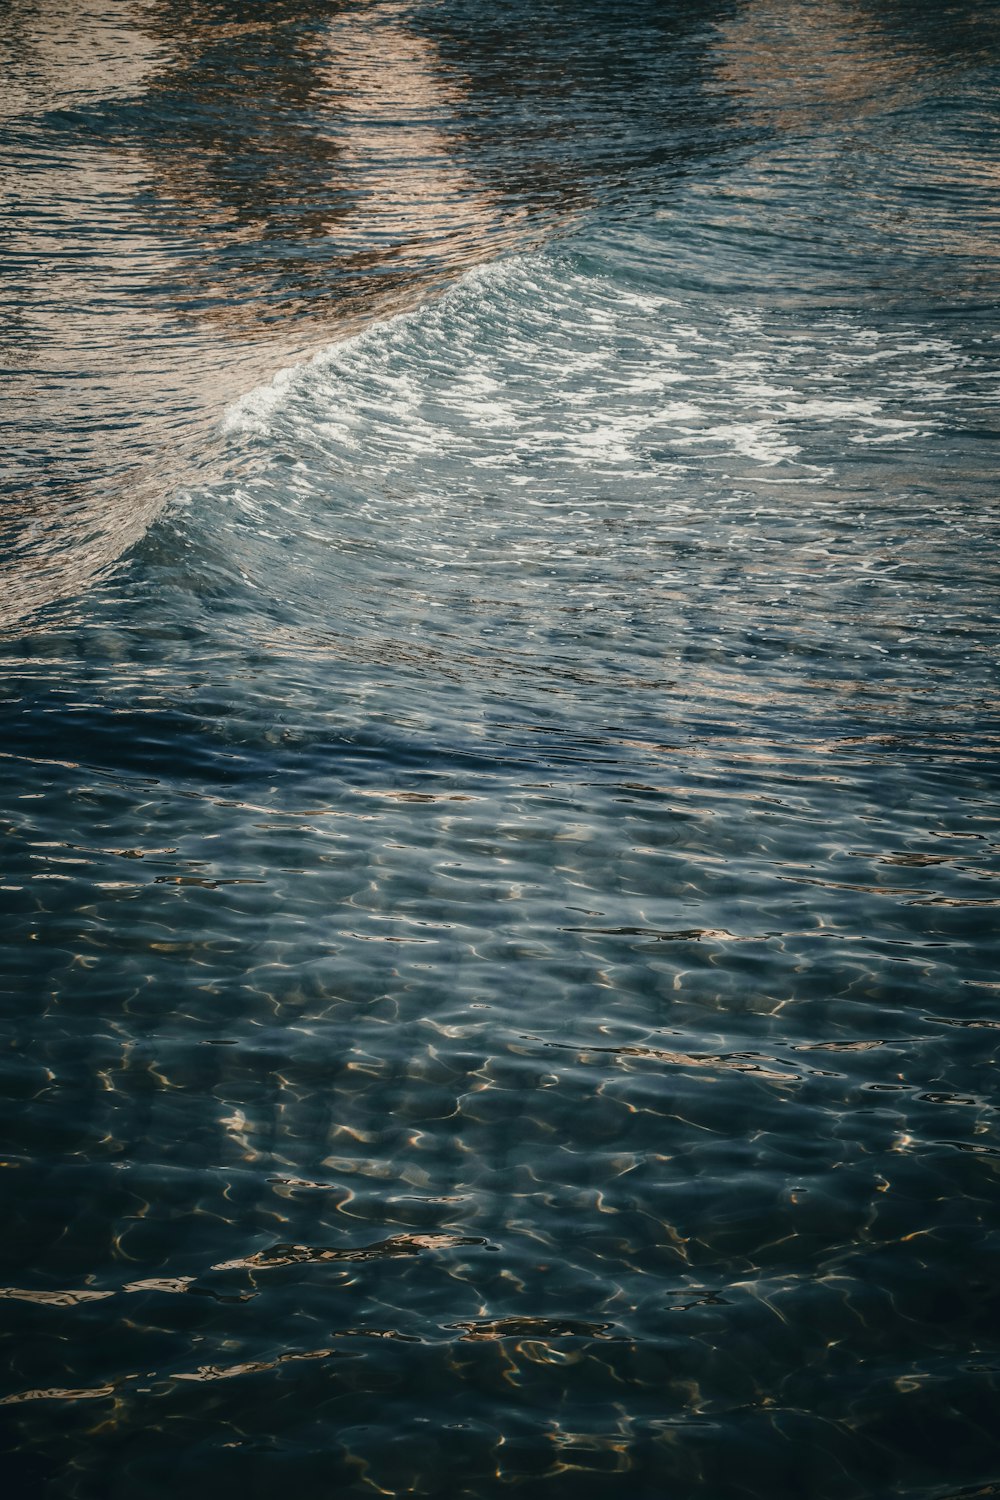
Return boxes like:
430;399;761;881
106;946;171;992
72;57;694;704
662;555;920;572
219;251;960;502
221;364;299;437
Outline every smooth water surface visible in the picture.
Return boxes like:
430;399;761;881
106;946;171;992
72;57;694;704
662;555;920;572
2;2;999;1496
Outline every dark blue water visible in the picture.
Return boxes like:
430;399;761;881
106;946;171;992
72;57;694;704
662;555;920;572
2;3;1000;1496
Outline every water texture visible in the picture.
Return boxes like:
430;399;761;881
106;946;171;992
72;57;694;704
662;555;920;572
2;2;999;1497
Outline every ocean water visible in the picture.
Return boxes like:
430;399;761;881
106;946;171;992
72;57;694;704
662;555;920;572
2;2;999;1496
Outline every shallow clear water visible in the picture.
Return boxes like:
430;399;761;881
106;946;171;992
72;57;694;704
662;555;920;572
2;2;1000;1497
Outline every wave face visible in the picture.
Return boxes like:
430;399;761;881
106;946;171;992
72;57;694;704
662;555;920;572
2;2;1000;1497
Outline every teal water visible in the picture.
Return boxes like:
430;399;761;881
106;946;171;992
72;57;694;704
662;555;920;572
2;2;1000;1496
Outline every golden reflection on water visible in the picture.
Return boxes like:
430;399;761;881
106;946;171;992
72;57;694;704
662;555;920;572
0;0;159;119
0;0;527;628
320;2;512;261
709;0;1000;266
709;0;923;126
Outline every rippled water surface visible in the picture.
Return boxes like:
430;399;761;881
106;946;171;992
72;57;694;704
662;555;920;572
2;2;1000;1496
